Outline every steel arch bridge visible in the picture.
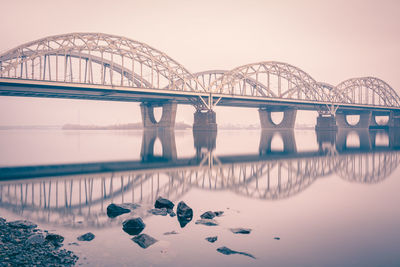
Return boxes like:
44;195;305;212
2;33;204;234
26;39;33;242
0;33;205;92
0;33;399;111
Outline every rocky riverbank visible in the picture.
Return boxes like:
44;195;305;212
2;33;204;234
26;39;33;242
0;217;78;266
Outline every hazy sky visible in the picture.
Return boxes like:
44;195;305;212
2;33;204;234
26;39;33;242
0;0;399;126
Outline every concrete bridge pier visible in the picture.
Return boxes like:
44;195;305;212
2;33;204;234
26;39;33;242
259;129;297;155
336;110;372;129
140;129;177;162
140;101;177;130
389;111;400;128
193;109;217;131
258;107;297;129
315;114;338;131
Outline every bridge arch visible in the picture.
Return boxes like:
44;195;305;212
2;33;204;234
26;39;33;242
335;77;400;107
210;61;332;102
0;33;205;92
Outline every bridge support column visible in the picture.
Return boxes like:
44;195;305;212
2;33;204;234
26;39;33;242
336;110;372;129
193;110;217;131
258;107;297;129
140;101;177;130
140;129;177;162
389;111;400;128
259;130;297;155
315;114;338;131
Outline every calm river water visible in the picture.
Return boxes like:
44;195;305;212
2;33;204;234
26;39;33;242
0;129;399;266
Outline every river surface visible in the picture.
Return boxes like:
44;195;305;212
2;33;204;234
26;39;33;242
0;128;399;266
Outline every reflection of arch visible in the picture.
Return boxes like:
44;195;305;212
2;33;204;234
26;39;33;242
140;129;177;162
336;129;372;151
259;130;297;154
336;152;400;184
0;33;205;92
335;77;400;107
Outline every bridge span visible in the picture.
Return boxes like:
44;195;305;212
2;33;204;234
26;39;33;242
1;33;400;131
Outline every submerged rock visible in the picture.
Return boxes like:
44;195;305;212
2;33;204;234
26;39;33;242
107;203;131;218
230;228;252;234
214;211;224;217
7;220;37;229
205;236;218;243
122;218;146;235
163;231;179;235
131;234;158;249
217;246;255;259
195;219;219;226
167;209;176;217
274;237;281;240
177;201;193;228
155;197;174;210
77;232;95;241
148;208;168;216
200;211;216;219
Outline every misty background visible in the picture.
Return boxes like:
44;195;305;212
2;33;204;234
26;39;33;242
0;0;399;127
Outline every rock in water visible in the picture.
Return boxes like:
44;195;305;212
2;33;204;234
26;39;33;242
131;234;158;249
214;211;224;217
195;219;219;226
217;246;256;259
46;234;64;246
176;201;193;228
274;237;281;240
155;197;174;210
77;232;95;241
230;228;252;234
122;218;146;235
163;230;179;235
7;220;37;229
205;236;218;243
167;209;176;217
200;211;216;219
107;203;131;218
148;208;168;216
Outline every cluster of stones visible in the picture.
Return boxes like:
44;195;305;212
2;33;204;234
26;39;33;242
106;196;275;259
0;217;78;266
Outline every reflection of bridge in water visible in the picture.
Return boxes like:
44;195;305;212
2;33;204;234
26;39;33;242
0;129;399;228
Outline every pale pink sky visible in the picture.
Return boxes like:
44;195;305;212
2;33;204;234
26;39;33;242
0;0;399;126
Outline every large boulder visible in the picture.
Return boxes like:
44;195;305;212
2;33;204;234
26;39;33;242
176;201;193;228
46;233;64;246
122;218;146;235
77;232;95;241
131;234;158;249
155;197;174;210
107;203;131;218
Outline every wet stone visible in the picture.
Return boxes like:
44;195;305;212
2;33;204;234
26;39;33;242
217;246;256;259
167;209;176;217
107;203;131;218
131;234;158;249
177;201;193;228
77;232;95;241
122;217;146;235
163;230;179;235
155;197;175;210
230;228;252;234
195;219;219;226
148;208;168;216
200;211;216;219
205;236;218;243
274;237;281;240
7;220;37;229
46;233;64;246
214;211;224;217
